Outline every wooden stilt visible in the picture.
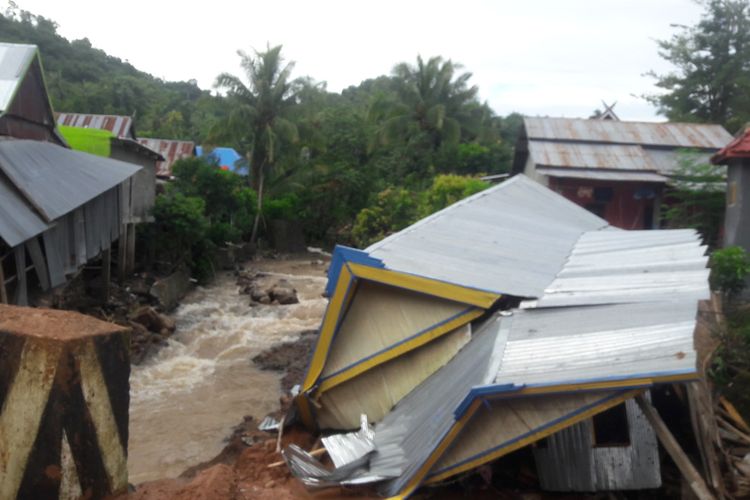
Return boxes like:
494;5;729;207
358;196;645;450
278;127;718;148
0;254;7;304
126;223;136;275
118;225;127;283
635;395;715;500
102;248;111;302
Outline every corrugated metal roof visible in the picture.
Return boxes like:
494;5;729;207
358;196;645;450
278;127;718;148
537;167;668;183
56;112;135;140
137;138;195;177
0;43;36;113
0;170;50;247
0;139;140;223
494;301;699;386
525;116;732;149
529;141;656;170
712;128;750;163
289;174;710;496
528;229;709;308
367;175;608;298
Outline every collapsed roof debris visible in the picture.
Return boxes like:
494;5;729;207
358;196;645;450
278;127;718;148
288;174;710;498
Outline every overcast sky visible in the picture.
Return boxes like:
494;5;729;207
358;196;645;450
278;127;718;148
5;0;705;121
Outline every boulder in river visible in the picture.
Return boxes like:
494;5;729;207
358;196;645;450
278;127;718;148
268;280;298;305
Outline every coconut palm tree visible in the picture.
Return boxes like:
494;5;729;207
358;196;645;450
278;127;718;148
372;56;479;150
213;44;299;243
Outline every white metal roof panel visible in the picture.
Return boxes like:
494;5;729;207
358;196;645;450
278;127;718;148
367;174;609;298
493;301;698;387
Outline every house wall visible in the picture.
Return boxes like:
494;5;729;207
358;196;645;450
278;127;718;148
725;162;750;250
110;147;156;223
548;177;661;230
533;397;661;491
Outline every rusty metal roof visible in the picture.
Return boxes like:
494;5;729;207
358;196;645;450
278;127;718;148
55;112;135;140
529;141;655;171
137;138;195;177
712;128;750;163
525;117;732;149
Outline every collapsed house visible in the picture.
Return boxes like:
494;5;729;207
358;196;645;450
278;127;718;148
511;115;732;229
288;174;710;498
0;43;142;304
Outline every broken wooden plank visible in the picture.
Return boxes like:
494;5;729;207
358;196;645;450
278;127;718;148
720;397;750;434
636;395;715;500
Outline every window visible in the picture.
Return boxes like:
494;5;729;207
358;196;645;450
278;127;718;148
592;403;630;447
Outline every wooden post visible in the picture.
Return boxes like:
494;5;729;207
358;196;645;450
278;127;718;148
117;225;127;283
635;395;715;500
0;254;7;304
126;223;136;276
102;248;111;301
0;305;130;499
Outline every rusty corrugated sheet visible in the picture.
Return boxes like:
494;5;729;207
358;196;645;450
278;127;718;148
55;112;135;140
136;138;195;178
529;141;655;170
525;117;732;149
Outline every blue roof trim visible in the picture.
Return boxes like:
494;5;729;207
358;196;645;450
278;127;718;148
453;367;697;420
320;305;477;383
430;390;630;479
454;384;523;418
325;245;384;297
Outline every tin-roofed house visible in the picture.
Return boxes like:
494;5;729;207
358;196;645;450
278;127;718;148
56;119;164;277
287;174;712;498
0;43;141;305
137;137;195;179
512;114;732;229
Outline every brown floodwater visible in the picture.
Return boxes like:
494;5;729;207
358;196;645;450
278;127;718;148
127;257;328;484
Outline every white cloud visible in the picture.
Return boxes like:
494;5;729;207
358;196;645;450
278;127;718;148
5;0;704;121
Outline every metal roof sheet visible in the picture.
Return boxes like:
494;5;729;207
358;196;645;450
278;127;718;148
137;138;195;177
0;171;50;247
494;301;699;386
55;112;135;140
527;229;709;308
366;174;609;298
0;139;140;223
529;141;655;170
0;43;36;113
525;116;732;149
537;167;668;183
289;175;710;496
712;128;750;163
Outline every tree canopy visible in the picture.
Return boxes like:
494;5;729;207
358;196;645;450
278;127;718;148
648;0;750;132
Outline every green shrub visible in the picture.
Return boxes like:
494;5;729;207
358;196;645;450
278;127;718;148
418;174;489;217
352;187;418;248
263;193;300;220
152;193;213;281
710;246;750;300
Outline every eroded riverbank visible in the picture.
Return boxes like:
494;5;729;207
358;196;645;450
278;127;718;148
128;256;328;484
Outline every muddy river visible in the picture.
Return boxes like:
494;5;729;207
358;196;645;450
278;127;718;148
127;258;328;484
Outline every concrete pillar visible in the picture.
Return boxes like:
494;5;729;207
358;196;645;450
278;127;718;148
0;305;130;499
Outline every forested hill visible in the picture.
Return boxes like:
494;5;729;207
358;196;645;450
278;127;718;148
0;9;229;140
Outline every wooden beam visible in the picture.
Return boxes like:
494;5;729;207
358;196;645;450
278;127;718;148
117;225;127;283
635;395;715;500
126;223;136;275
0;256;7;304
102;248;111;302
